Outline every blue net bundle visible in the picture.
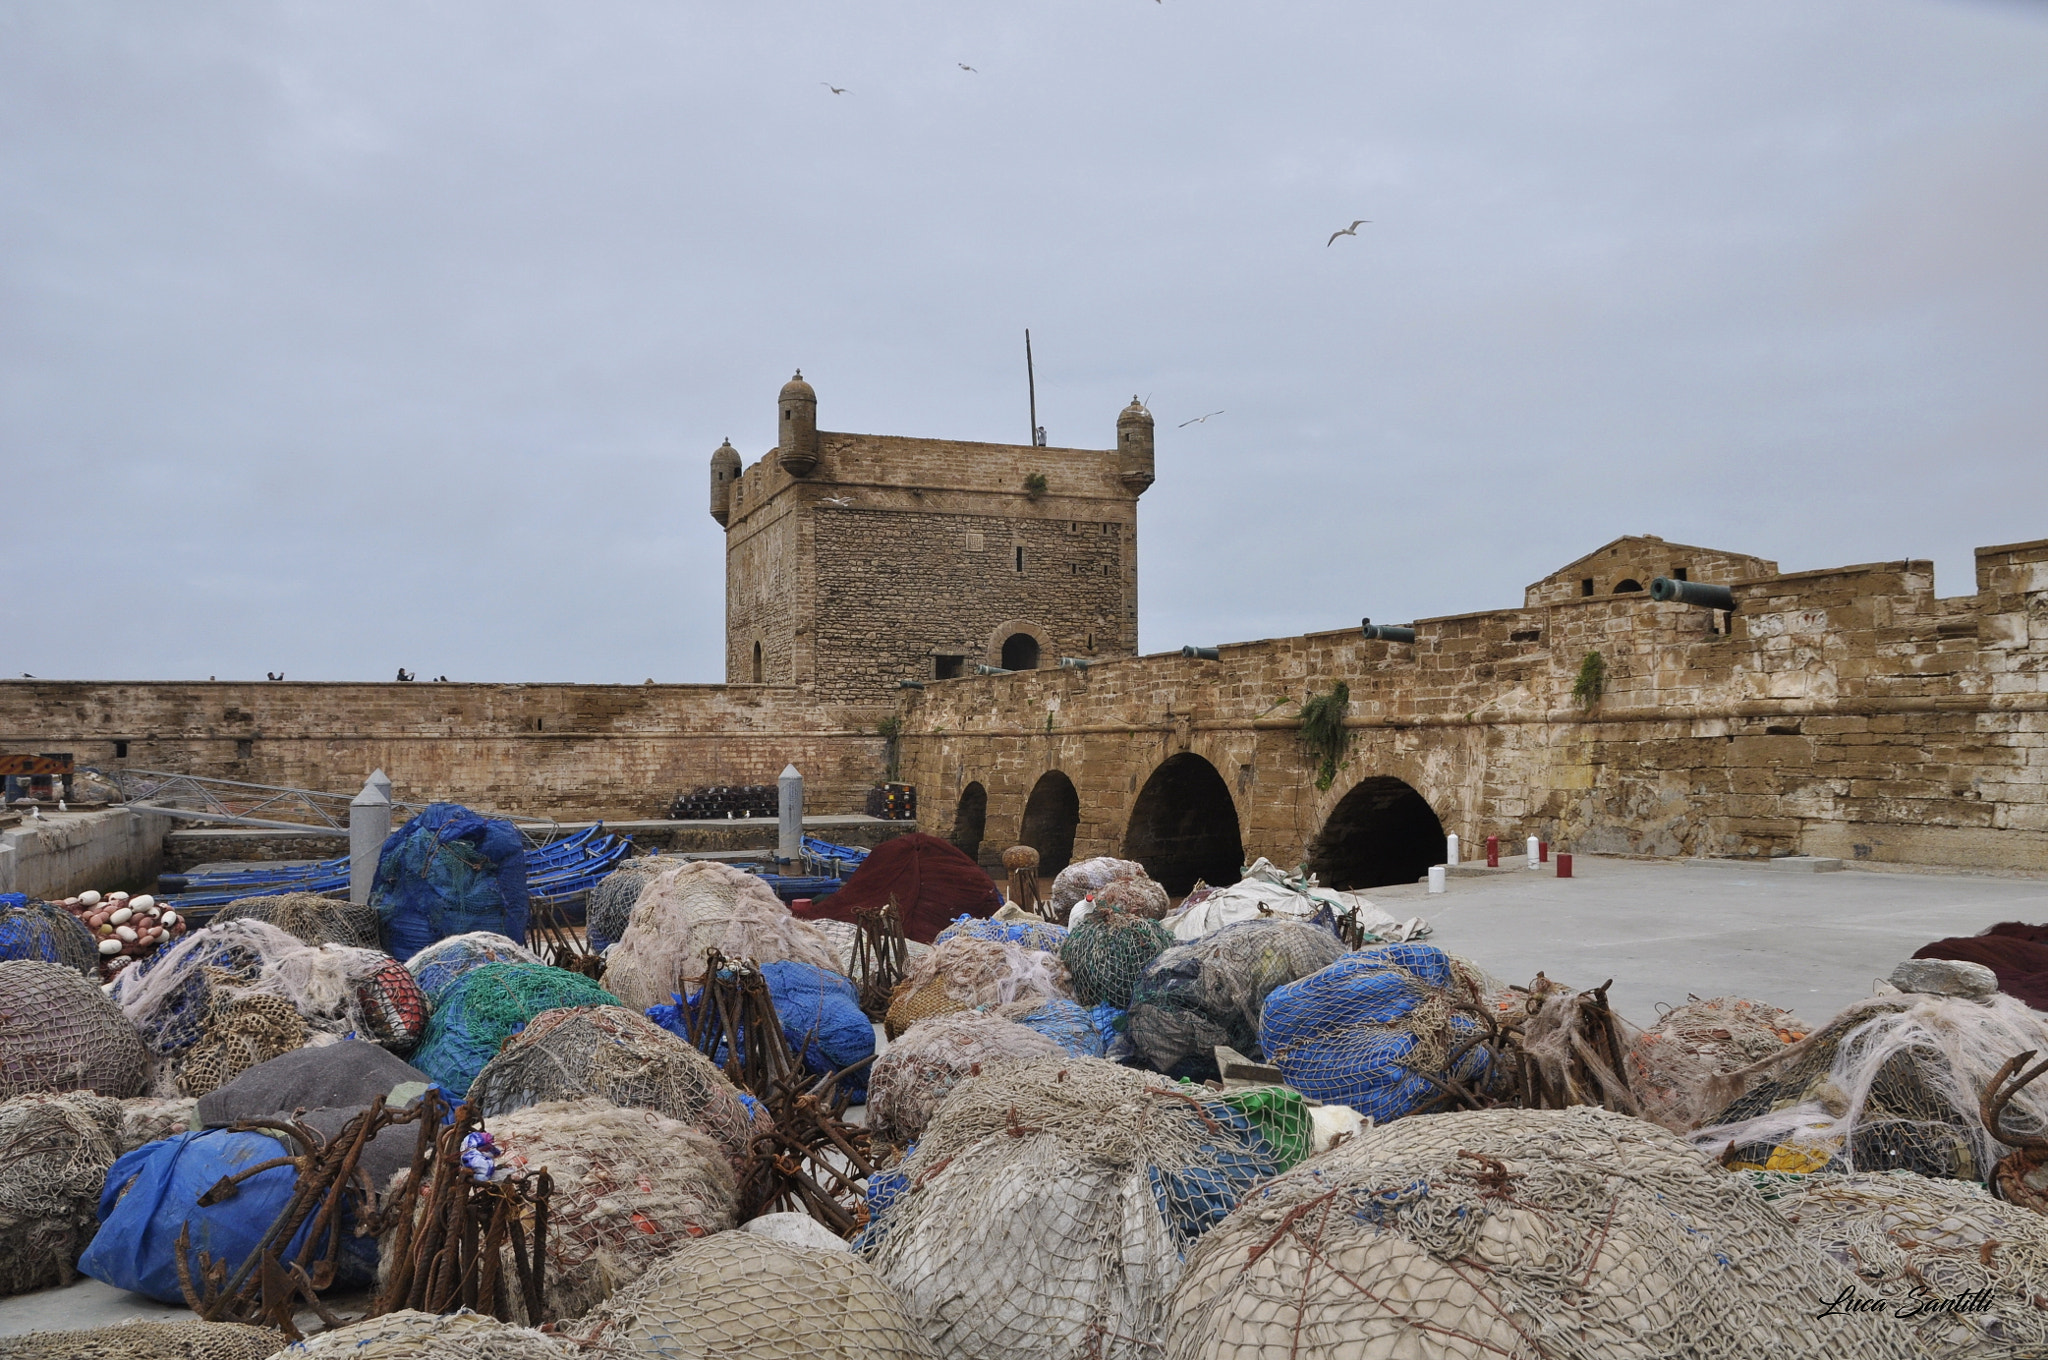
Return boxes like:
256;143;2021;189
1126;917;1346;1081
408;962;617;1097
935;912;1068;954
646;960;876;1102
371;803;530;961
1059;908;1175;1009
0;895;100;976
1256;942;1491;1123
993;997;1105;1058
402;930;543;1008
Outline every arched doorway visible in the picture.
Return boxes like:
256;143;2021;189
1306;776;1447;890
951;782;988;864
1000;632;1041;671
1123;753;1244;896
1019;770;1080;877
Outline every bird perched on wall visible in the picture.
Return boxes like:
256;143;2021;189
1178;411;1225;427
821;82;848;94
1326;219;1371;246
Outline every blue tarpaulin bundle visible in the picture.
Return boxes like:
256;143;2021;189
1257;942;1489;1123
647;960;876;1101
80;1128;375;1303
0;895;100;976
372;803;529;961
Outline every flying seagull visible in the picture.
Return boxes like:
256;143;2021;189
821;494;855;507
821;82;848;95
958;63;977;73
1326;219;1371;247
1178;411;1225;428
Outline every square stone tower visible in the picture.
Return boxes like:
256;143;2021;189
709;372;1154;701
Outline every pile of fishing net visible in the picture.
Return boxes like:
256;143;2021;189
1088;873;1171;921
600;861;838;1011
1692;991;2048;1178
211;892;381;949
404;931;543;1006
936;907;1069;953
647;960;876;1101
276;1310;571;1359
0;1320;284;1360
1754;1168;2048;1359
565;1232;937;1359
1049;856;1147;918
1061;908;1175;1008
1912;922;2048;1011
1127;917;1346;1080
1164;857;1428;944
467;1005;760;1171
449;1097;738;1321
993;997;1106;1057
883;935;1071;1040
866;1010;1065;1146
1626;994;1808;1132
1255;942;1490;1121
0;959;149;1098
1163;1104;1923;1360
0;894;100;975
584;856;675;955
0;1091;121;1295
371;802;530;961
861;1057;1292;1360
408;963;617;1097
118;1095;200;1152
792;832;1003;943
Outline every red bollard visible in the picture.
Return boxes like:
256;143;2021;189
1486;835;1499;868
1555;853;1573;879
1538;841;1549;864
791;898;812;913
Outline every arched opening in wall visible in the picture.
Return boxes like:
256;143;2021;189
1305;776;1447;890
751;641;764;683
951;782;988;864
1000;633;1041;671
1123;753;1244;897
1019;770;1080;877
1613;579;1644;594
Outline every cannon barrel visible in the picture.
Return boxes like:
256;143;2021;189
1059;656;1093;670
1362;624;1416;643
1181;645;1220;660
1650;577;1736;610
974;664;1013;676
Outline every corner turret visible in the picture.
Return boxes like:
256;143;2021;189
1117;396;1154;494
708;438;741;525
778;370;820;476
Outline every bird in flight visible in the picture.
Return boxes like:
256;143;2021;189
1178;411;1225;428
821;82;848;95
821;494;855;506
1326;219;1371;246
958;63;977;73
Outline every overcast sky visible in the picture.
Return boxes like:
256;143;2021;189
4;1;2045;683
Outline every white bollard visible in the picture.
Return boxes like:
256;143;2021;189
368;767;393;807
1445;833;1460;866
1427;865;1447;894
778;764;804;863
1527;835;1541;868
349;775;392;906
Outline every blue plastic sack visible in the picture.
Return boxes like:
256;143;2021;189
646;961;876;1102
1257;943;1488;1124
80;1128;374;1304
371;803;529;961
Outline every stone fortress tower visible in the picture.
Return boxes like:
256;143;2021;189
711;372;1153;702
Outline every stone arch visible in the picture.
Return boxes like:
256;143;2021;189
1122;752;1244;896
1000;633;1041;671
986;619;1050;671
750;640;764;683
951;781;988;863
1019;769;1080;877
1613;578;1645;594
1306;776;1447;890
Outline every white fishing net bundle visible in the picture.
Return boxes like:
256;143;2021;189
1050;856;1147;916
0;959;150;1099
1691;993;2048;1179
565;1232;937;1359
118;1094;200;1152
1626;995;1809;1132
600;861;839;1011
883;936;1071;1039
0;1091;122;1295
271;1309;572;1359
864;1057;1281;1360
460;1098;739;1322
0;1319;284;1359
212;892;381;949
865;1010;1065;1146
1760;1169;2048;1360
1163;1105;1926;1360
